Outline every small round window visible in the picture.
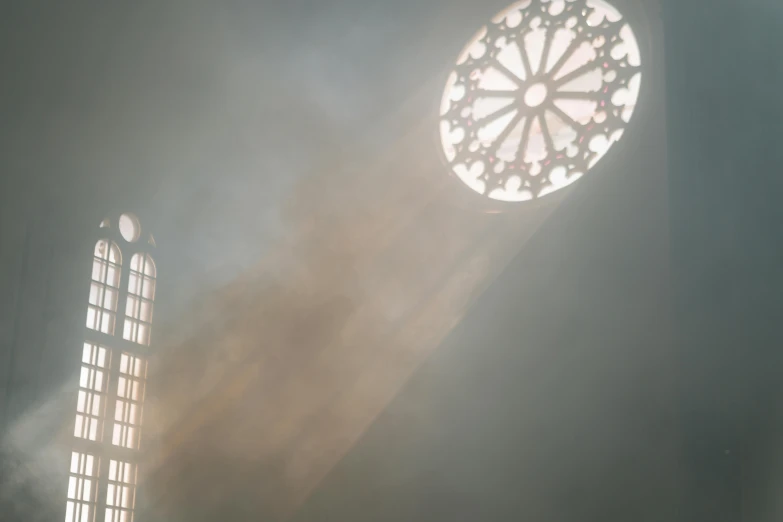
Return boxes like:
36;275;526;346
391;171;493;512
119;213;141;243
439;0;642;203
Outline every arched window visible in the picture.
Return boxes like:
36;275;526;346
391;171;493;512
65;213;158;522
87;240;122;335
123;254;156;347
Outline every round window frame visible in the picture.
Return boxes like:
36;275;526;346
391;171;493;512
432;0;654;214
119;212;142;243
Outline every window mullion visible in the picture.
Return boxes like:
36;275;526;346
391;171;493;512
96;253;129;522
68;223;156;522
96;343;121;522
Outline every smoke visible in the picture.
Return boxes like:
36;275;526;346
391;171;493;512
0;383;75;522
2;2;558;520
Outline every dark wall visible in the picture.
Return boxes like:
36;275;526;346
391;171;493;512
3;0;783;521
664;1;783;520
289;5;674;521
0;185;90;520
291;108;673;522
287;1;783;521
3;0;671;519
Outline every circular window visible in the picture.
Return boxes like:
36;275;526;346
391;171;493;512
439;0;642;203
119;213;141;243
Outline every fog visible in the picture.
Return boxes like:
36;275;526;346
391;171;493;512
3;1;783;521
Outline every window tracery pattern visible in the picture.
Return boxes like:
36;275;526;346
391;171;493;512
65;213;157;522
439;0;642;202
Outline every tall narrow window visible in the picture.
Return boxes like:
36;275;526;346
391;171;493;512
74;343;110;442
112;353;148;450
65;451;100;522
123;254;155;346
65;213;158;522
87;241;121;334
105;459;138;522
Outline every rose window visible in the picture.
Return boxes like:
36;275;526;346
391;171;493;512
439;0;642;202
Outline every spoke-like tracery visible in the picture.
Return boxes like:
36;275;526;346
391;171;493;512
440;0;642;202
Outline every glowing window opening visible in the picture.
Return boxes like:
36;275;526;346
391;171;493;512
74;343;110;442
87;241;121;334
119;214;140;243
111;354;148;450
65;451;100;522
123;254;156;346
65;216;158;522
439;0;642;202
105;459;138;522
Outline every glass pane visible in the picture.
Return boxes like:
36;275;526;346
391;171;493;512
104;288;117;310
100;313;113;334
85;454;94;474
91;260;106;282
82;479;92;501
97;347;107;368
140;300;152;322
88;418;98;440
143;255;156;277
138;324;149;345
74;415;83;437
123;320;133;341
89;284;102;306
141;278;155;300
95;240;107;258
126;296;137;317
107;264;120;287
86;307;97;330
130;254;141;272
82;344;92;364
94;370;104;391
109;243;121;264
91;395;101;416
